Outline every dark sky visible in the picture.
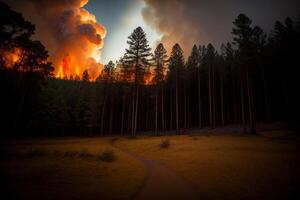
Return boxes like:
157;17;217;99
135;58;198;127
142;0;300;54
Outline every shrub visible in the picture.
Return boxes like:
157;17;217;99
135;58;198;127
160;139;170;149
64;151;79;157
25;148;48;157
99;149;116;162
79;149;93;159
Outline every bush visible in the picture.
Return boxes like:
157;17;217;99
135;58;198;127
64;151;79;157
160;139;170;149
25;148;48;157
79;149;93;159
99;149;116;162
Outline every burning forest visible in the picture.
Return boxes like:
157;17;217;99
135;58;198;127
1;1;300;200
3;0;106;80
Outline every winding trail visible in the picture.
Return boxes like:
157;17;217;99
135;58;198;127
113;144;201;200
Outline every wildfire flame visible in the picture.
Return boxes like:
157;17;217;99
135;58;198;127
5;0;106;81
52;2;106;81
2;48;22;68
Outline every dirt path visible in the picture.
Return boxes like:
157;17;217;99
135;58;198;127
114;146;201;200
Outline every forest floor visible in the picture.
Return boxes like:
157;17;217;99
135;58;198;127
1;130;300;200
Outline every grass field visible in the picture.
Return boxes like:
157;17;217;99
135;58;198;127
1;131;300;200
1;138;145;200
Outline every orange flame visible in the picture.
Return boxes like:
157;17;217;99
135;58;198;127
2;48;22;68
51;3;106;81
4;0;106;80
56;55;71;79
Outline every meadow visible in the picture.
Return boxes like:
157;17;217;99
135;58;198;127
1;131;299;200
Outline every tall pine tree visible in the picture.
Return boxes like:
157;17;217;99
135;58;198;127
124;27;151;136
168;43;185;133
153;43;168;135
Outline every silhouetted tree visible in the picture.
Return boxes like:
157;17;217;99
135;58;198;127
153;43;168;135
232;14;265;134
123;27;151;136
82;70;90;82
168;44;185;133
187;45;202;127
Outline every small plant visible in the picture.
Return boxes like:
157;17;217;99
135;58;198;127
79;149;93;159
99;149;116;162
25;148;48;157
160;139;170;149
64;151;79;157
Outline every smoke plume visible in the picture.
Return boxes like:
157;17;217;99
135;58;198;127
3;0;106;79
142;0;300;55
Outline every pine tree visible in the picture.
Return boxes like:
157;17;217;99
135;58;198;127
82;70;90;82
232;14;264;134
124;27;151;136
99;61;115;82
187;45;201;127
118;56;133;82
205;44;217;129
153;43;168;135
168;43;185;134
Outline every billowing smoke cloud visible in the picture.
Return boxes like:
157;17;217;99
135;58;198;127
3;0;106;79
142;0;300;55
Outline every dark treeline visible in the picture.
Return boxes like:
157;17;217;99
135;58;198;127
0;2;299;137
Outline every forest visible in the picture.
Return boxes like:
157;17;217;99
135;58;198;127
0;2;299;137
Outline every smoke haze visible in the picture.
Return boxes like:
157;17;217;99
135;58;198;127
142;0;300;55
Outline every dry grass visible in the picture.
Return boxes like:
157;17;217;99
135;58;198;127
116;132;300;200
1;138;145;200
1;132;299;200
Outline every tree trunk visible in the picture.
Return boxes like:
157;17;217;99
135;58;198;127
100;95;107;135
261;68;271;121
220;77;225;127
109;100;114;135
240;77;246;134
175;74;179;134
170;90;173;130
184;82;187;129
127;99;132;134
197;68;202;128
209;66;213;129
161;85;165;131
131;88;135;136
246;68;256;134
212;65;216;128
121;95;125;135
282;76;290;120
133;86;139;136
155;89;158;135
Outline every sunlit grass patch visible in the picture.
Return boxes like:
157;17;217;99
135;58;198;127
116;134;300;200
